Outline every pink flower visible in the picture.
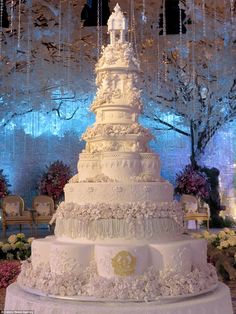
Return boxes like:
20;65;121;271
0;261;21;288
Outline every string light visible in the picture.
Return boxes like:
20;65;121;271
17;0;21;48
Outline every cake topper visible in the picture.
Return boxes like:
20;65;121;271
107;3;127;45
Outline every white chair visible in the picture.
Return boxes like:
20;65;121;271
1;195;33;239
180;194;210;230
31;195;55;233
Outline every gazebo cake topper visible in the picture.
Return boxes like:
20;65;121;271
107;3;128;44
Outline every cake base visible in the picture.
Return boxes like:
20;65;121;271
5;282;233;314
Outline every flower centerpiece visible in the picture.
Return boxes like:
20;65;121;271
0;169;10;200
0;233;34;261
38;160;72;204
175;164;210;200
192;228;236;281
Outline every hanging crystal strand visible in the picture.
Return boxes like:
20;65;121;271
190;0;197;118
178;1;183;69
141;0;147;23
213;0;219;91
163;0;167;82
100;0;103;49
201;0;206;37
157;27;160;93
230;0;234;26
0;0;3;58
58;0;62;59
191;0;196;85
26;0;32;101
131;0;138;58
66;0;71;90
78;13;82;74
17;0;21;48
10;0;14;33
223;0;227;47
97;0;100;60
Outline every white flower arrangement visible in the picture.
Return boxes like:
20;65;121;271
192;228;236;250
17;260;217;300
82;123;152;141
54;200;182;223
0;233;34;260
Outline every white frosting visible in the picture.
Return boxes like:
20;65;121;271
49;241;93;275
19;4;219;301
64;181;173;204
54;217;182;241
31;237;53;270
30;236;208;282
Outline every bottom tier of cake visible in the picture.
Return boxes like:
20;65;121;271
17;235;218;300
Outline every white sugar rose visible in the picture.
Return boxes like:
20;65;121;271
218;231;227;239
227;236;236;247
16;233;25;239
2;243;11;252
8;234;17;244
27;237;35;244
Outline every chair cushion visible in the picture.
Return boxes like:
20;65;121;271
184;202;198;213
35;202;51;216
5;202;20;216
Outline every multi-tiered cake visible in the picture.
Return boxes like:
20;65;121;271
18;4;218;300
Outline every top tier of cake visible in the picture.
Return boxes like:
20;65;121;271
74;4;160;183
51;4;182;241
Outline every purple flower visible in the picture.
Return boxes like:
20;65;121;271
175;165;210;199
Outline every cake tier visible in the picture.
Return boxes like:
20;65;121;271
64;181;173;204
18;235;218;299
54;217;182;240
95;105;140;125
84;134;151;154
30;236;207;279
96;43;140;75
77;152;160;182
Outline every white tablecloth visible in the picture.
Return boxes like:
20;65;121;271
4;282;233;314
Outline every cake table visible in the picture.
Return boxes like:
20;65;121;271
4;282;233;314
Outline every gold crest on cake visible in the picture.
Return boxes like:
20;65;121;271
111;251;136;276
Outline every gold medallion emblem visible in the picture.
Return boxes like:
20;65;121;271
111;251;136;276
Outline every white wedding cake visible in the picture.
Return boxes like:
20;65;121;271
18;4;218;300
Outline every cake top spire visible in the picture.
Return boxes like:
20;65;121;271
107;3;128;45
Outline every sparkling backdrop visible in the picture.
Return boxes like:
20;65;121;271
0;0;235;214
